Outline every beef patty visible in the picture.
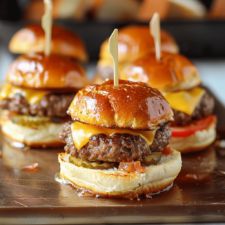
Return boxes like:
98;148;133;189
60;122;170;163
172;91;214;126
0;93;74;117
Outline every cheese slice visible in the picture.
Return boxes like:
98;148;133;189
0;83;48;104
163;87;205;115
71;121;156;150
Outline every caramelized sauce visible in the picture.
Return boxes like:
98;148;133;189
162;147;172;155
22;162;39;172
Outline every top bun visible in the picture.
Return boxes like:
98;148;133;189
68;80;173;130
121;52;201;92
99;25;179;63
7;53;87;91
9;24;88;62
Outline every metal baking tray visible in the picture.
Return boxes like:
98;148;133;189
0;21;225;224
0;92;225;225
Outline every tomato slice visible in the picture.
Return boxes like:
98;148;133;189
172;115;216;138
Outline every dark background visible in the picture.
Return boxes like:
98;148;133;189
0;0;225;60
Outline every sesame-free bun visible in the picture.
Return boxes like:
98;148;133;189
68;80;173;130
7;53;87;90
95;25;178;83
1;116;64;148
9;24;88;62
170;119;216;153
58;149;181;199
100;25;179;63
121;52;201;92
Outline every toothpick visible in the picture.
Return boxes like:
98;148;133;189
42;0;52;56
109;29;119;87
150;13;161;61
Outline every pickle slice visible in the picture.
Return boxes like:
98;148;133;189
69;152;162;170
143;152;162;165
69;156;116;169
12;115;51;128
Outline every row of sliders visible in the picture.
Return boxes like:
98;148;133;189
0;6;216;198
59;18;216;198
0;24;88;148
95;25;216;153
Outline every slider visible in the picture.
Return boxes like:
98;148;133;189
95;25;179;83
0;0;88;148
58;80;182;198
9;24;88;62
122;52;216;153
0;53;87;148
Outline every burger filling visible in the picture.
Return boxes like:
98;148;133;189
173;92;214;126
166;89;214;126
0;84;74;118
60;122;171;169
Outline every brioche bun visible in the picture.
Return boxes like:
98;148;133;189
9;24;88;62
95;26;178;83
68;80;173;130
7;53;87;90
170;120;216;153
58;149;181;199
100;25;179;63
95;60;124;84
121;52;201;92
1;116;64;148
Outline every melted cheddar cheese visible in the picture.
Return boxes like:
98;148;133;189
71;121;156;150
0;84;48;104
163;87;205;115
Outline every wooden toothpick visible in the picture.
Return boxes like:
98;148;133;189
150;13;161;61
42;0;52;56
109;29;119;87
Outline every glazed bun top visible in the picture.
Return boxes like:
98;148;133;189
99;25;179;63
121;52;201;92
9;24;88;62
68;80;173;130
7;53;87;91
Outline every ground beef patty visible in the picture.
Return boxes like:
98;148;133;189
172;91;214;126
60;122;170;163
0;93;74;117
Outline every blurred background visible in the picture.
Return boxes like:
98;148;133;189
1;0;225;22
0;0;225;104
1;0;225;59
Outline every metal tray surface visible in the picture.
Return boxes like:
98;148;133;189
0;98;225;225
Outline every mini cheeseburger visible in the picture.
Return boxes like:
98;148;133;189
0;53;87;148
95;25;179;83
121;52;216;153
59;80;181;198
9;24;87;62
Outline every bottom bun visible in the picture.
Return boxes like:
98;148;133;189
170;121;216;153
58;149;182;199
1;118;64;148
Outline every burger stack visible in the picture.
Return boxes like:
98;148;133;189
122;51;216;153
0;24;88;148
94;25;179;83
59;80;182;198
